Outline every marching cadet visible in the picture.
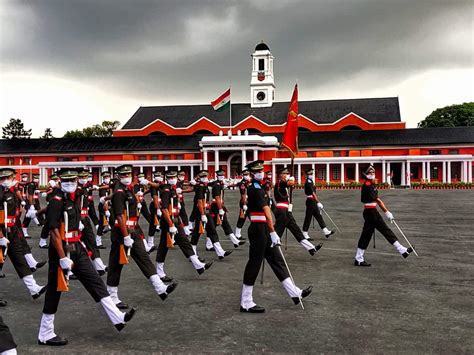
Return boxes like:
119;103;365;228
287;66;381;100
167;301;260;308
38;173;62;249
135;173;151;225
0;316;17;354
0;168;46;300
240;161;312;313
354;165;413;266
210;170;245;248
273;167;321;256
38;168;136;346
18;172;29;212
262;170;276;214
86;172;100;229
106;165;177;310
76;169;107;275
177;170;193;235
155;170;213;282
97;171;112;249
234;170;251;240
22;173;44;237
301;168;334;240
147;171;165;252
190;170;232;260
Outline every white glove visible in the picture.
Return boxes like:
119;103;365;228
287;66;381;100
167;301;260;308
79;221;84;231
0;237;9;247
26;206;37;219
21;201;26;206
105;210;111;218
137;202;142;210
93;185;99;190
48;180;57;188
176;187;182;194
41;192;47;197
169;225;178;235
270;231;281;248
242;205;248;211
99;196;106;204
60;257;73;271
219;208;225;217
288;176;295;182
201;214;208;224
190;180;197;186
136;191;144;197
317;202;324;210
123;235;134;248
140;179;149;186
385;211;394;222
34;190;40;195
157;209;162;217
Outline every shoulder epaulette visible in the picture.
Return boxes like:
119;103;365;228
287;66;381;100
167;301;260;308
53;195;63;201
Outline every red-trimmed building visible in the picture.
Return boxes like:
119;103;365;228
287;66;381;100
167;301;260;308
1;42;473;186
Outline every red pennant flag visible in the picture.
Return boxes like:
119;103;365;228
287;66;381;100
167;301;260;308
280;84;299;156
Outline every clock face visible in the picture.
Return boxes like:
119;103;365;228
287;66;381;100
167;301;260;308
256;91;266;101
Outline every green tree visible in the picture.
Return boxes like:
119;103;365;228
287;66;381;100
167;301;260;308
418;102;474;128
2;118;32;139
63;120;121;138
40;128;54;139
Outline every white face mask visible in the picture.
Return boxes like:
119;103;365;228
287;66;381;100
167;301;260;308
78;178;88;185
87;177;93;182
243;175;250;181
366;174;375;180
121;177;132;186
103;178;111;184
154;176;163;183
178;176;185;181
137;177;144;183
2;179;15;188
168;178;177;186
217;175;225;181
33;178;39;183
282;174;289;181
61;181;77;193
307;175;314;181
22;177;28;182
200;177;209;183
254;172;265;181
48;180;57;188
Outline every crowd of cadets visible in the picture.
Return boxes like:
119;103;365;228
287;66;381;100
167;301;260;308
0;162;413;350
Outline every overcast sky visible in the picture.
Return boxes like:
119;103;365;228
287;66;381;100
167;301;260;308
1;0;472;137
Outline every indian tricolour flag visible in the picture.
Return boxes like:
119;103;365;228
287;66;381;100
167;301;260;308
211;88;231;112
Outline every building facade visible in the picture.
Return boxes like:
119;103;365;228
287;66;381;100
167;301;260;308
1;42;473;186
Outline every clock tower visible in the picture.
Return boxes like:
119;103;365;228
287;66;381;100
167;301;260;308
250;41;275;108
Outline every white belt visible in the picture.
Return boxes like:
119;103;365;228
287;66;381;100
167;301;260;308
364;203;377;207
276;202;289;208
249;215;266;222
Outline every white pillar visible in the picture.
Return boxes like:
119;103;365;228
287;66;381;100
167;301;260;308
442;161;446;183
326;163;330;183
140;166;144;173
253;149;258;162
469;160;473;183
202;150;208;170
382;161;386;183
241;150;247;171
341;163;345;184
190;165;194;179
355;162;359;182
427;161;431;182
215;150;219;171
272;163;276;184
401;161;406;186
386;162;391;184
298;164;302;184
447;161;451;183
463;161;468;183
406;161;411;186
422;161;426;181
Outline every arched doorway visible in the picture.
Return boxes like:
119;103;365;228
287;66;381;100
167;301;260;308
227;152;242;178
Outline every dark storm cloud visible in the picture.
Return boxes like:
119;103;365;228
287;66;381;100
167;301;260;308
1;0;472;103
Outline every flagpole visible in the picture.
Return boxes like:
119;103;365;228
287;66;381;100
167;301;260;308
229;85;232;135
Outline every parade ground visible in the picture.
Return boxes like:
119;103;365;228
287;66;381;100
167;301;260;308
1;189;473;354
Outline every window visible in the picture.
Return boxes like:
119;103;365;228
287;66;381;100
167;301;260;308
346;167;355;180
7;158;14;165
86;156;94;161
332;166;341;180
151;155;158;160
317;168;326;180
138;155;146;161
57;157;73;162
23;157;31;165
258;59;264;71
448;149;458;155
176;154;183;160
431;166;439;179
429;150;441;155
410;166;419;179
334;151;341;157
163;155;170;160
